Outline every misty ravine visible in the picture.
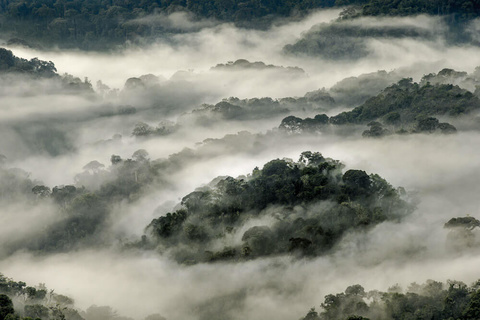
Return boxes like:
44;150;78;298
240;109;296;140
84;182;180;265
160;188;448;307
2;2;480;320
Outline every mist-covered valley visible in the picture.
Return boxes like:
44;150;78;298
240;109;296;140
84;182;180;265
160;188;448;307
2;2;480;320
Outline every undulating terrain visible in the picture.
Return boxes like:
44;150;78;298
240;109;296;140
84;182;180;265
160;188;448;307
2;1;480;320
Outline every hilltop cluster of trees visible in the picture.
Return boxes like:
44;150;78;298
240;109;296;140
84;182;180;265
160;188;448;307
278;76;480;137
131;120;178;138
331;77;479;123
0;48;56;77
145;151;411;263
179;91;334;125
299;278;480;320
211;59;305;74
329;70;402;106
0;48;93;95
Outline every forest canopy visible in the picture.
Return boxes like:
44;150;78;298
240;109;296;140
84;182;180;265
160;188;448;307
145;151;412;264
2;0;480;49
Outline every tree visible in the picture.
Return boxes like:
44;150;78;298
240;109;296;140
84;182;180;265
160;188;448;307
445;216;480;249
24;304;49;320
0;295;14;320
445;216;480;230
110;155;122;165
462;290;480;319
32;185;51;198
132;122;154;137
82;160;105;173
301;308;320;320
279;115;303;133
84;305;117;320
343;170;371;190
132;149;149;162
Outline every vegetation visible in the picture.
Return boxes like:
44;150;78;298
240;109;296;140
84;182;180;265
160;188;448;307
333;78;480;123
180;91;334;125
211;59;305;74
299;279;480;320
0;48;93;95
351;0;480;22
0;0;340;50
0;273;164;320
0;48;56;78
0;273;83;320
0;0;479;50
279;76;480;136
145;151;412;263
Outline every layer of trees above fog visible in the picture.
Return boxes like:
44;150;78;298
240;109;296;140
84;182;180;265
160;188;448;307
0;48;93;94
299;278;480;320
0;0;341;49
2;0;480;49
0;149;166;253
144;151;412;264
130;66;480;139
0;273;165;320
279;75;480;137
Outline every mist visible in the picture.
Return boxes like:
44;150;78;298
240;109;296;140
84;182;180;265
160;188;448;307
2;6;480;320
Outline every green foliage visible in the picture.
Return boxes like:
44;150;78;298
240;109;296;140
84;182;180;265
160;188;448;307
320;77;477;135
0;0;340;50
0;274;26;296
0;0;479;50
146;152;411;263
24;305;49;320
23;149;165;252
359;0;480;22
132;121;178;138
278;73;475;137
0;274;88;320
330;78;480;124
279;115;330;134
0;48;56;77
0;294;14;320
320;285;369;320
444;216;480;250
362;122;389;138
301;279;480;320
445;216;480;230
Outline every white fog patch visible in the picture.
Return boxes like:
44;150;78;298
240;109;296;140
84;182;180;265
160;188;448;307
0;201;59;257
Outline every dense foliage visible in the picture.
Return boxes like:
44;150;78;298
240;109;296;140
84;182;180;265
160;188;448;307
0;0;339;50
0;273;165;320
0;149;166;253
0;273;83;320
146;151;411;263
179;89;333;125
331;78;480;124
354;0;480;21
299;279;480;320
1;0;480;50
0;48;56;77
278;75;480;136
